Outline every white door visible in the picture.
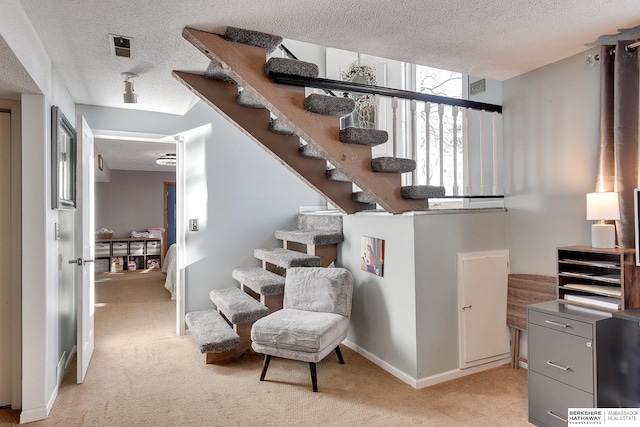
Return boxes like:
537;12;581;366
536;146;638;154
75;116;95;383
458;250;510;369
0;112;11;405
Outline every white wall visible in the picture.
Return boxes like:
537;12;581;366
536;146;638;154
503;48;599;274
2;1;79;415
414;211;507;379
503;48;601;365
340;213;418;378
340;210;508;385
95;170;176;238
78;100;325;313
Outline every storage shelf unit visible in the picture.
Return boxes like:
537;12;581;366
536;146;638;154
95;237;163;273
557;246;640;311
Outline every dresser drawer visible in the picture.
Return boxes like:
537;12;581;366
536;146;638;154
529;371;593;427
529;323;594;392
529;309;593;339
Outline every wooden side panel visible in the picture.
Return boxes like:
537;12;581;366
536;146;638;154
506;274;556;331
173;72;366;214
177;28;430;214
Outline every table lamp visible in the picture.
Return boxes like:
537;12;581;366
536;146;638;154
586;192;620;248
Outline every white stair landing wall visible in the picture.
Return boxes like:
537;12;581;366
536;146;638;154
339;208;508;388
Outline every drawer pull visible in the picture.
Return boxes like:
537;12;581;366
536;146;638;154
545;320;569;328
546;360;570;371
546;410;567;423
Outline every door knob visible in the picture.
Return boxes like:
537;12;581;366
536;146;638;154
69;258;94;266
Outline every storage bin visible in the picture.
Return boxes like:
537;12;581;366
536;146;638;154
129;241;144;255
112;241;128;256
95;242;110;257
95;258;109;273
146;240;161;255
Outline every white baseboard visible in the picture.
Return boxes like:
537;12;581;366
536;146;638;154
343;340;511;389
19;384;58;424
415;358;510;389
343;340;418;387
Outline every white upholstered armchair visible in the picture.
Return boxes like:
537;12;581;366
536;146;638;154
250;267;354;392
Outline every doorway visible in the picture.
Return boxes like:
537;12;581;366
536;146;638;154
0;111;11;406
164;181;176;255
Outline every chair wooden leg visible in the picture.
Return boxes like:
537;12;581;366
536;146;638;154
309;362;318;392
260;355;271;381
335;345;345;364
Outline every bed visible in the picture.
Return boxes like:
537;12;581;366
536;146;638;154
162;243;177;300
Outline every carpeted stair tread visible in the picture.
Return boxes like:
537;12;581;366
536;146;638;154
352;191;375;205
401;185;446;199
254;247;321;268
203;61;236;84
209;288;270;324
339;127;388;146
237;90;266;109
304;94;355;117
264;57;319;79
224;26;282;54
185;309;241;353
298;211;344;231
269;118;294;135
274;229;344;245
327;168;351;182
232;267;285;296
371;157;416;173
299;144;324;160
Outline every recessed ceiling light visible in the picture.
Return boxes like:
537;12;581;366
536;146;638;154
156;153;176;166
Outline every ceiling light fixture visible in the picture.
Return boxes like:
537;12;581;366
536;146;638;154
156;153;176;166
122;72;138;104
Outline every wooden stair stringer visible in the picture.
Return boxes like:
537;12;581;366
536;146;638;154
173;71;364;214
179;28;430;213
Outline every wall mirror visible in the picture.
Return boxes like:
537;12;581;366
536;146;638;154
51;105;77;210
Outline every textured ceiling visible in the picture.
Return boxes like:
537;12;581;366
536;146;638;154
10;0;640;116
4;1;640;171
0;35;40;99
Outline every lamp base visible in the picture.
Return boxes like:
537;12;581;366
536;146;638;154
591;223;616;248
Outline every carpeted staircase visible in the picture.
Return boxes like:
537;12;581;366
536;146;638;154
173;26;446;215
185;211;344;363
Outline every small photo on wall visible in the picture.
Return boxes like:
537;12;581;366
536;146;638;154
361;236;384;277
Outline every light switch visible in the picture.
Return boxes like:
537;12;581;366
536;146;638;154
189;219;199;232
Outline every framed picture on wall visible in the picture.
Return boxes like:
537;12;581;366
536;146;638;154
51;105;77;210
361;236;384;277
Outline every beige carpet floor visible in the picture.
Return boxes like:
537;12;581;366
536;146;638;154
1;271;531;426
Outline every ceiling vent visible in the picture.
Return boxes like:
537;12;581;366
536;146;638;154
109;34;133;58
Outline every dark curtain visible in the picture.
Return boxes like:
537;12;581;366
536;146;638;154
596;41;639;248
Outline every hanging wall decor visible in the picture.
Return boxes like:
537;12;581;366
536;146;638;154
342;62;378;129
360;236;385;277
51;105;77;210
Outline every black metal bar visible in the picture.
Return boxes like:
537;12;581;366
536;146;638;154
335;346;345;364
309;362;318;392
279;44;299;60
260;355;271;381
279;44;337;98
434;195;505;199
268;72;502;113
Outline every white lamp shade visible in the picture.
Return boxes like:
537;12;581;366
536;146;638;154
586;192;620;221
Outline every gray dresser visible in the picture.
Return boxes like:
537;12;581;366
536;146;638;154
527;300;616;427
